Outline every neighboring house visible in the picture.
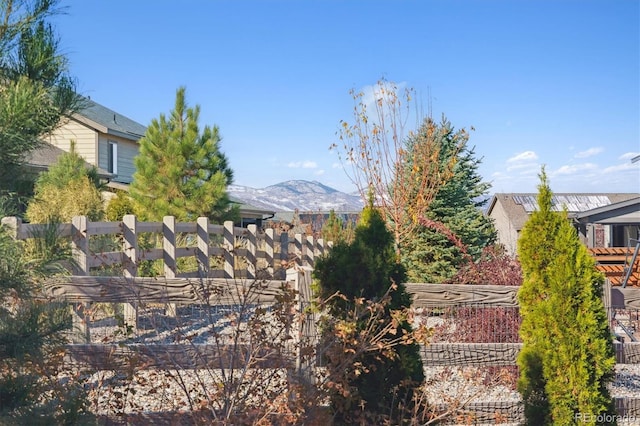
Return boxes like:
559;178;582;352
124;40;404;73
24;142;114;181
270;211;361;234
31;98;269;227
487;193;640;256
576;197;640;248
42;97;147;187
229;196;276;228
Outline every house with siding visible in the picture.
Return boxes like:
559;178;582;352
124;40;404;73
24;142;114;182
487;193;640;256
36;98;274;225
41;97;146;188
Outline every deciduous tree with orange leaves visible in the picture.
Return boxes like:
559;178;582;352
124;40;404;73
333;80;458;258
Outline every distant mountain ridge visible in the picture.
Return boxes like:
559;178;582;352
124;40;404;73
228;180;365;212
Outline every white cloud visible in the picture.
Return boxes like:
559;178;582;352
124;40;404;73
602;162;639;174
332;162;342;169
506;163;538;172
551;163;598;176
574;147;604;159
507;151;538;163
287;160;318;169
619;152;640;161
314;169;325;176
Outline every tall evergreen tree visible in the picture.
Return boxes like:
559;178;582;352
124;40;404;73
130;87;237;222
313;204;424;424
517;169;615;425
401;116;496;283
0;5;88;420
0;0;79;206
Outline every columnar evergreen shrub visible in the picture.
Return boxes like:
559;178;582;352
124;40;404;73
313;204;424;424
517;170;615;425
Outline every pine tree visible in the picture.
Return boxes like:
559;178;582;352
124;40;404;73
517;169;615;425
0;221;88;422
0;1;79;203
401;116;496;283
313;204;424;424
130;87;237;222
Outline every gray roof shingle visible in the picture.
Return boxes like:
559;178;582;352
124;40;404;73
74;98;147;141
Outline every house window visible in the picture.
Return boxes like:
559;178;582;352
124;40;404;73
612;225;640;247
107;141;118;174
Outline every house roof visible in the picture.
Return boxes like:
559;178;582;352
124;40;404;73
488;193;640;231
72;98;147;141
576;197;640;225
228;196;276;219
25;142;114;179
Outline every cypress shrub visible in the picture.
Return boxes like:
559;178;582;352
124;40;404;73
517;170;615;425
313;204;424;424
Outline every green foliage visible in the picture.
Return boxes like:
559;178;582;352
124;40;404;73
516;169;616;425
313;204;424;424
401;116;496;283
130;87;238;223
0;1;79;193
35;141;102;190
320;210;354;245
0;228;29;296
0;222;88;422
105;192;135;222
26;146;104;223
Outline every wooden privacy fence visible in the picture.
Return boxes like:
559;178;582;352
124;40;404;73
2;215;640;423
1;214;328;339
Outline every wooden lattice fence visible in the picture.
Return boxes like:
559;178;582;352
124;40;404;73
2;215;640;423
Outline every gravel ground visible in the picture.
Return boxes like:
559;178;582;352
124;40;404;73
63;305;640;424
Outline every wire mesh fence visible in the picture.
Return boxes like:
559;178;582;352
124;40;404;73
416;303;522;344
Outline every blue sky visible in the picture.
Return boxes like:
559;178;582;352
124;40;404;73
53;0;639;194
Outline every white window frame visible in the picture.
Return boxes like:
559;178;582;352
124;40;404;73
107;141;118;175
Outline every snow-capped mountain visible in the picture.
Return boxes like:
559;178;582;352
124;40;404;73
228;180;365;212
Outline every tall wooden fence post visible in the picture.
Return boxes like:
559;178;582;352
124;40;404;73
246;224;257;279
122;214;138;331
223;221;235;279
306;235;314;267
196;217;211;276
163;216;178;317
287;266;316;386
294;233;303;267
278;231;289;280
265;228;275;277
603;278;612;332
316;238;325;263
71;215;91;343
